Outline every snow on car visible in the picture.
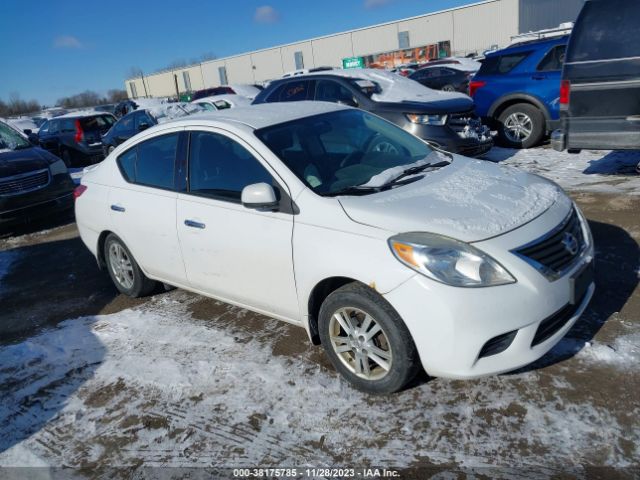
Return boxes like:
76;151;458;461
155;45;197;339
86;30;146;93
191;94;252;111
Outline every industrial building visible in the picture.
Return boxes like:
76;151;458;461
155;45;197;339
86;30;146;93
125;0;583;99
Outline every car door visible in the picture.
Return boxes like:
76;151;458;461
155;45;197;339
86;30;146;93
315;79;359;107
38;119;60;155
176;128;299;320
108;129;189;286
563;0;640;149
534;44;566;121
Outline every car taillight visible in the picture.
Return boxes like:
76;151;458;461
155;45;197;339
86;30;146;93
74;119;84;143
469;80;486;97
560;79;571;106
74;185;87;200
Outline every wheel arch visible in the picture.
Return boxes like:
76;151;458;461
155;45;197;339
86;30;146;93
306;276;361;345
96;230;113;270
488;94;551;126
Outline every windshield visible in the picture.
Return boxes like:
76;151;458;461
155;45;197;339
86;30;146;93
0;121;31;151
256;109;438;196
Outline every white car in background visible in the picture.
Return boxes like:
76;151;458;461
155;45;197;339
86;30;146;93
75;102;595;394
191;94;252;112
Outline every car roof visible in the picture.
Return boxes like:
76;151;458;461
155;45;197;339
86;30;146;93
174;101;348;130
488;35;569;56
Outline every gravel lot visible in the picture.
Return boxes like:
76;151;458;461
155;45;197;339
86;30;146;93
0;147;639;478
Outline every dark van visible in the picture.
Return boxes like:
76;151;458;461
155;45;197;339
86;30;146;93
552;0;640;152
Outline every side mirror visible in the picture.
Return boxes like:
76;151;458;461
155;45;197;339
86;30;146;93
241;183;279;210
23;129;32;135
138;123;149;131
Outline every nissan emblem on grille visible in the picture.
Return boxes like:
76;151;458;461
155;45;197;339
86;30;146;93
562;232;579;255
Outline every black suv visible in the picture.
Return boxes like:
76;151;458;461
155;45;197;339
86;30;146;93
552;0;640;152
252;71;493;157
0;120;75;230
34;113;116;166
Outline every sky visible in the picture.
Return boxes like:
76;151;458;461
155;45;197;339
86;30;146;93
0;0;473;106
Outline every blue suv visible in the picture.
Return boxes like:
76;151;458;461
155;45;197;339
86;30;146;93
471;36;568;149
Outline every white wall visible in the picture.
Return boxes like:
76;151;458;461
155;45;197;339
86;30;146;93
251;48;284;82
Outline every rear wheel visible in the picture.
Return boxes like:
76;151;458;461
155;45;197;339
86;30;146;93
497;103;545;149
318;283;420;394
104;233;157;297
441;84;456;92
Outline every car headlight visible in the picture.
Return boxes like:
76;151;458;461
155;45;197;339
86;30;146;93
406;114;447;126
388;232;516;287
49;159;68;176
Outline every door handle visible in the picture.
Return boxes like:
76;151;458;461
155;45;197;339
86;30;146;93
110;205;125;212
184;219;206;229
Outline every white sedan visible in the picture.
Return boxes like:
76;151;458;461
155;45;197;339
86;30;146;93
191;94;252;112
75;102;595;394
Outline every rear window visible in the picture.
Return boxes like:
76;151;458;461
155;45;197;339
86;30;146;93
80;115;115;130
567;0;640;62
477;52;530;75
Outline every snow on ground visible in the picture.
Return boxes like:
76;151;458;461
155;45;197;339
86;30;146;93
484;147;640;195
0;292;638;469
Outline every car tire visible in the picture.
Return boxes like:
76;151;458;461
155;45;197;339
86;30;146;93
61;149;73;167
104;233;157;297
497;103;545;149
318;282;420;394
441;84;456;92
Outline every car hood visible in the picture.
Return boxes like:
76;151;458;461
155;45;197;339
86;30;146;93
374;96;475;114
337;155;571;243
0;147;52;178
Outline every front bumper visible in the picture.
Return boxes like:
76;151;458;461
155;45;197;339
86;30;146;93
382;204;595;379
406;122;494;158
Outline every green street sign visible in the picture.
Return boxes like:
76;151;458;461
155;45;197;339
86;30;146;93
342;56;365;69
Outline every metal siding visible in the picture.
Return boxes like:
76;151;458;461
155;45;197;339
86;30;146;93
453;0;519;55
281;42;315;72
224;55;255;84
145;72;178;97
201;60;227;87
518;0;584;33
397;11;455;49
251;48;284;82
311;33;354;67
352;24;399;56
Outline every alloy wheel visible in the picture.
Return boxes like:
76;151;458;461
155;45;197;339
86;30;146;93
329;307;393;380
504;112;533;143
108;242;135;290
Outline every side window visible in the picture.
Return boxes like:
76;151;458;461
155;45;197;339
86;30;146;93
478;52;530;75
60;119;75;133
279;80;314;102
115;114;134;133
134;111;153;130
118;148;137;182
39;121;50;134
136;134;178;189
316;80;357;105
537;45;566;72
188;131;273;202
48;120;59;134
441;68;455;76
116;133;178;189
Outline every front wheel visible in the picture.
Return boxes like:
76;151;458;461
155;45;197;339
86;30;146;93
497;103;545;149
441;84;456;92
104;233;157;297
318;283;420;394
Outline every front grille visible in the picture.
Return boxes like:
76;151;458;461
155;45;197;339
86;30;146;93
479;330;518;358
447;112;480;133
0;169;50;196
513;208;586;278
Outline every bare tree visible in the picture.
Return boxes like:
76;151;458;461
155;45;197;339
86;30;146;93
107;89;128;103
0;93;41;116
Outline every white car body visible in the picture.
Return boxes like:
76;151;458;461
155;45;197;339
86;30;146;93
191;94;252;111
75;102;595;381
